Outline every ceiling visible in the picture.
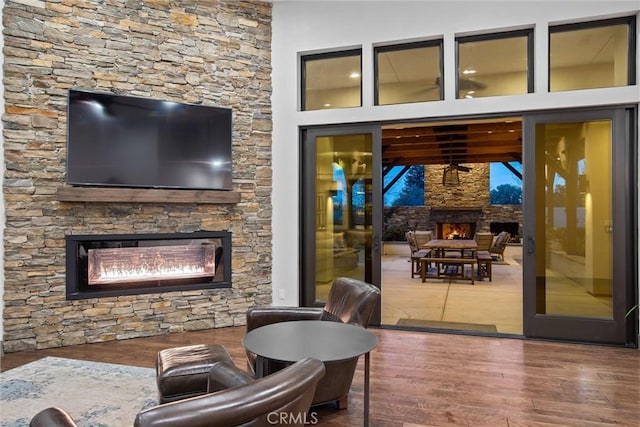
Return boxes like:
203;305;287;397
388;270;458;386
382;118;523;168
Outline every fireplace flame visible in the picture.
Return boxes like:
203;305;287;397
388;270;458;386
87;245;216;285
442;223;472;240
99;263;208;281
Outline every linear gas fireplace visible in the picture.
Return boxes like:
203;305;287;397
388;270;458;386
66;231;231;300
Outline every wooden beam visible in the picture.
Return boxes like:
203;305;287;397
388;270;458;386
57;186;241;204
383;166;410;194
502;162;523;180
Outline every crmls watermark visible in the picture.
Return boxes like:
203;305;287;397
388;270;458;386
267;411;319;425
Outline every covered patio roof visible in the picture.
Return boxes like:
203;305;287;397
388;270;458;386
382;118;523;168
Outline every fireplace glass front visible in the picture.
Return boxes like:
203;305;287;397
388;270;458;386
66;232;231;300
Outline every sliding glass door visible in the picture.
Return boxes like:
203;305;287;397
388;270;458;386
301;125;382;325
522;108;636;345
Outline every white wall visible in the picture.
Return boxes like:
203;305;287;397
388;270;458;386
269;0;640;332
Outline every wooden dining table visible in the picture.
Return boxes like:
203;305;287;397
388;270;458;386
422;239;478;257
420;239;478;284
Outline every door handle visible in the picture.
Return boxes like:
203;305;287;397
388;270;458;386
526;236;535;255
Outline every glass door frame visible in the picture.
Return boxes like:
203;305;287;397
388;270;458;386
522;107;637;346
300;124;382;325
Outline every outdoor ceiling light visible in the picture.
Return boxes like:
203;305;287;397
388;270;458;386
442;165;460;186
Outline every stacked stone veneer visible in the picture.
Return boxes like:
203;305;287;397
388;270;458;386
2;0;273;352
425;163;490;208
384;164;523;238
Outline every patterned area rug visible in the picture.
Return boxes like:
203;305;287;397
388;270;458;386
1;357;157;427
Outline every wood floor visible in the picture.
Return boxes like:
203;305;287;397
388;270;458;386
1;326;639;426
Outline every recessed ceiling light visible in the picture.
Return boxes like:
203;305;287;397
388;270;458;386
349;72;360;79
462;69;477;75
323;103;331;107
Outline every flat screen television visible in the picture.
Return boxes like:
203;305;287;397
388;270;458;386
66;89;233;190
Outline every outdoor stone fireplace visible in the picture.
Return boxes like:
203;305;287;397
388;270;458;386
66;232;231;300
430;208;482;239
384;163;523;244
490;222;521;238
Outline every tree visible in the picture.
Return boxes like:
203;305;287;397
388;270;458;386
391;166;425;206
552;183;566;205
490;184;522;205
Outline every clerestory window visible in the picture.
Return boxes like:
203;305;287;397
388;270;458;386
374;40;443;105
456;29;533;99
549;16;636;92
301;49;362;111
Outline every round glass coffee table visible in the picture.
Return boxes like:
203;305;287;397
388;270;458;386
243;320;378;426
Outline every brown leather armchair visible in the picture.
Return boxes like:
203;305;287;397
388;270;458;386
245;277;380;409
30;358;325;427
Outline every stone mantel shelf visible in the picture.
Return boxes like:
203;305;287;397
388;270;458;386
57;186;241;204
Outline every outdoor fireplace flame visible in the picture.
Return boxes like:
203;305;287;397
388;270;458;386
88;244;215;285
442;223;473;240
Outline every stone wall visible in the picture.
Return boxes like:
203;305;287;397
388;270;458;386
384;164;523;239
426;163;490;208
2;0;273;352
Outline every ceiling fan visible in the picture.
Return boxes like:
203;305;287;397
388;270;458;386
452;76;487;92
442;163;472;186
447;163;473;172
414;76;488;94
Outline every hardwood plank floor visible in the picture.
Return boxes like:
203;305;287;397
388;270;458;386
1;327;639;426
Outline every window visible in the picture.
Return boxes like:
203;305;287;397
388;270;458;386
490;162;522;205
384;165;425;207
332;162;347;225
375;40;443;105
549;17;635;92
456;29;533;99
351;178;367;227
301;49;362;111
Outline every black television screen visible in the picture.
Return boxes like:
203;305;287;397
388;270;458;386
66;89;233;190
